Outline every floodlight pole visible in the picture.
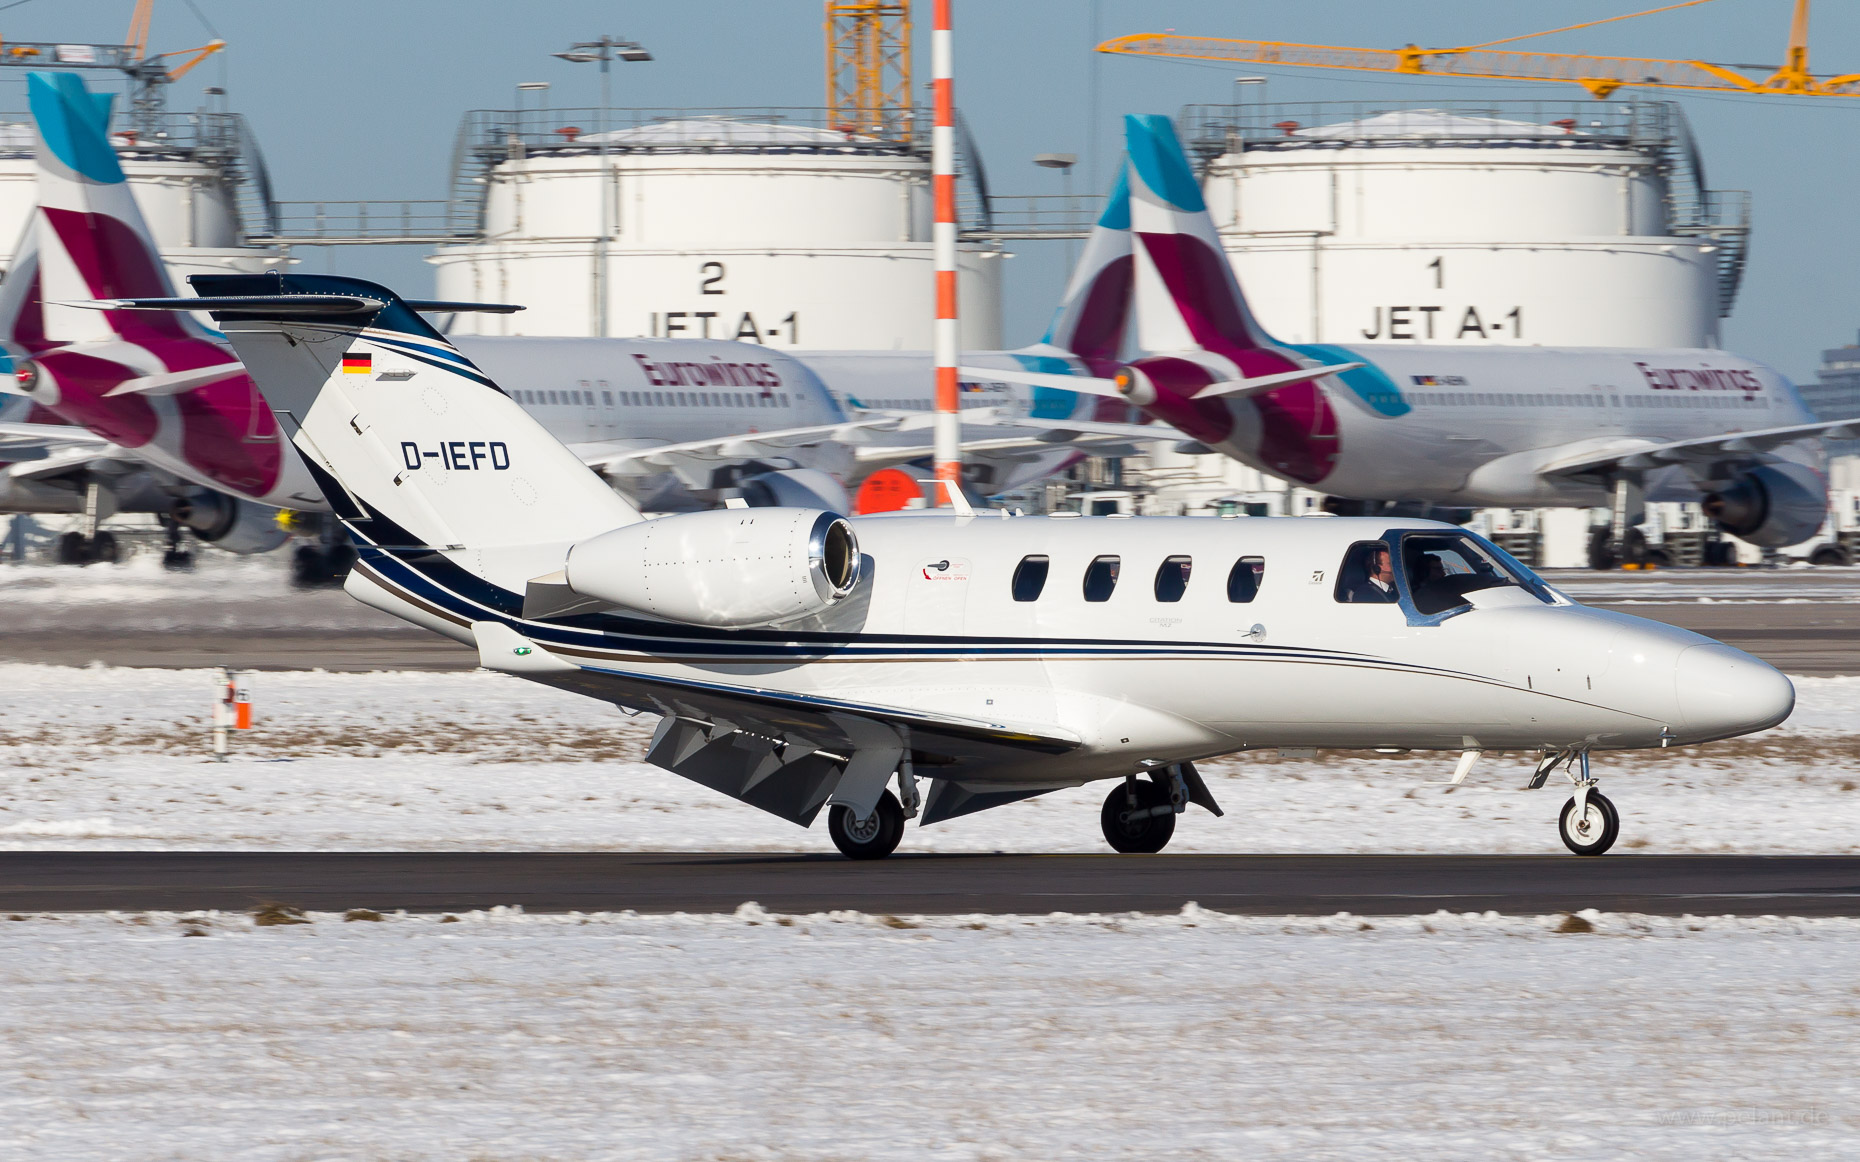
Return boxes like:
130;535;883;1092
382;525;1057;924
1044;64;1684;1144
556;36;651;338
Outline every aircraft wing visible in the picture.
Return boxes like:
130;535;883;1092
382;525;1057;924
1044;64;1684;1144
468;619;1081;827
0;421;111;446
0;422;115;470
852;407;1184;444
1537;417;1860;479
575;416;903;474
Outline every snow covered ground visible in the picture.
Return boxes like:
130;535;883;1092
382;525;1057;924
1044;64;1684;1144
0;906;1855;1160
4;664;1860;854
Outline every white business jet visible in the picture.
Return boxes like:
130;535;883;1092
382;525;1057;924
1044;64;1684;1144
113;273;1794;859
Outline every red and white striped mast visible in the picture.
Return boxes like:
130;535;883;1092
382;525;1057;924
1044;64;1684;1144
930;0;962;505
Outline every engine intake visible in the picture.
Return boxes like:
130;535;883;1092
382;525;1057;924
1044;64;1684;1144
1702;463;1827;548
565;507;860;627
170;493;290;555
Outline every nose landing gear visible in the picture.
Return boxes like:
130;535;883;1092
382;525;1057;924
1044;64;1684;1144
1559;789;1620;856
1532;749;1621;856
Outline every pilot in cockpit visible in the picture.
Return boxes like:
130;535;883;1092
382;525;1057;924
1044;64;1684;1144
1342;544;1400;603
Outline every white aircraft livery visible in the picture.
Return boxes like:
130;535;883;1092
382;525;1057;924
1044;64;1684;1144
124;271;1798;860
970;115;1854;556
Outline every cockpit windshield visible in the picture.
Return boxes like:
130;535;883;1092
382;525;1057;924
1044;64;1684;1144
1399;532;1553;616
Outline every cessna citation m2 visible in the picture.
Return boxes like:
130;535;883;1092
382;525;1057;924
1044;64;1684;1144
112;272;1795;859
974;115;1852;564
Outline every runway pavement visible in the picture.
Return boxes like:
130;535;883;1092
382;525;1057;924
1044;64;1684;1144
6;852;1860;916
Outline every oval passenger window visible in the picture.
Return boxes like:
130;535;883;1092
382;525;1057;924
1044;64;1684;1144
1227;556;1265;603
1154;556;1191;602
1083;556;1120;603
1012;556;1050;602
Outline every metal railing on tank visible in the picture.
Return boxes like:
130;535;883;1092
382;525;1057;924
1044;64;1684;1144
1177;98;1752;316
254;201;464;246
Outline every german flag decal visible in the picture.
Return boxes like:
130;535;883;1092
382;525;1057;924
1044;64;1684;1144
341;352;372;374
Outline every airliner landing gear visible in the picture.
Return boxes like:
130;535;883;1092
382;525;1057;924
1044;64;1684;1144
828;790;905;860
55;530;118;565
158;516;194;571
1100;774;1176;854
290;514;356;588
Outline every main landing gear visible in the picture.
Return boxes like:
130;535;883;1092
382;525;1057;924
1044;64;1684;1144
1100;764;1225;854
55;530;118;566
1531;749;1620;856
828;790;905;860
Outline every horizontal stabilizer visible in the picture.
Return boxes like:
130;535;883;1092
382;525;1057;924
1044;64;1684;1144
103;361;245;397
1188;362;1363;400
961;361;1362;401
959;364;1120;396
65;296;525;316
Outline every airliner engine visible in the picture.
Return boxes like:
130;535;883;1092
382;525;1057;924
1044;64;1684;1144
565;507;861;627
1702;463;1827;547
740;467;851;512
170;492;292;555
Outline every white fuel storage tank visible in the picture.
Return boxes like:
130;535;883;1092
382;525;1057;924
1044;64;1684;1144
1184;101;1749;349
0;111;283;284
431;109;1004;349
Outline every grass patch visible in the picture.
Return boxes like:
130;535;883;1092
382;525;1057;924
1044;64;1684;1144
344;908;384;922
1556;913;1596;934
252;902;310;927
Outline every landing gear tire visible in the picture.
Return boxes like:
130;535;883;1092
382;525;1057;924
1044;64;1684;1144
291;543;356;588
1559;791;1620;856
828;790;905;860
161;548;196;570
1586;528;1616;571
1101;777;1177;854
56;531;118;565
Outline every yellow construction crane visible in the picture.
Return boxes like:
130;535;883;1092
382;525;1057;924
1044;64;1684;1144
1099;0;1860;101
0;0;225;109
826;2;913;140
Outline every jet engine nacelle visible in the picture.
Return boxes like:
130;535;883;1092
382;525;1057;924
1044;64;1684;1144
739;467;851;512
564;507;861;627
0;341;41;395
171;492;292;555
1702;463;1828;548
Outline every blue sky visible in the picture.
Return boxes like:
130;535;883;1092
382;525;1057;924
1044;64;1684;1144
3;1;1858;380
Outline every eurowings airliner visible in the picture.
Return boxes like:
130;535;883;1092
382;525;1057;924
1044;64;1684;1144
973;115;1852;564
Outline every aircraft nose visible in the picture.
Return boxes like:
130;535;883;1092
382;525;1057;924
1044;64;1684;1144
1674;643;1794;739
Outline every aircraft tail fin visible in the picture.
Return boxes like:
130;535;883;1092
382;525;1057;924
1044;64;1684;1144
24;72;202;346
181;272;641;590
1124;113;1276;359
1039;163;1134;369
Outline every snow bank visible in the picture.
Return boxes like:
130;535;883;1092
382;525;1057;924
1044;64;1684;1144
0;906;1853;1160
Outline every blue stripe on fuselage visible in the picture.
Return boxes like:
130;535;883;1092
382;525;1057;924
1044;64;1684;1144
1009;352;1084;420
1287;343;1410;418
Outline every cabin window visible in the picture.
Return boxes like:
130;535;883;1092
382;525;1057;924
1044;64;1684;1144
1082;556;1120;602
1011;555;1049;602
602;390;613;407
1153;556;1192;602
1227;556;1264;603
1335;541;1399;604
